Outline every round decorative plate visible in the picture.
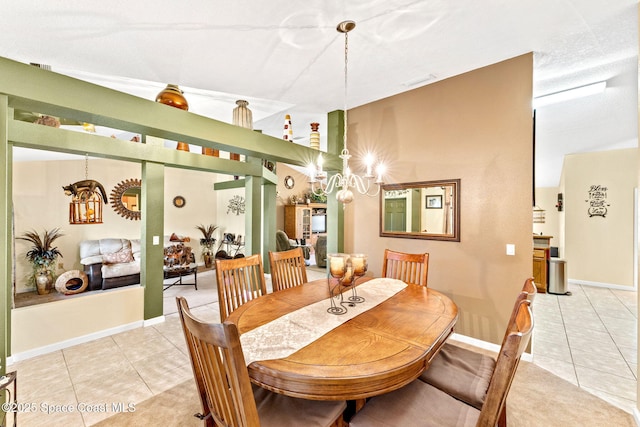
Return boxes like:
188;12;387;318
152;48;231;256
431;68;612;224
284;175;295;189
173;196;186;208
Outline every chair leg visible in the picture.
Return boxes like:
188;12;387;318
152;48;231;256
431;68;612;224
497;405;507;427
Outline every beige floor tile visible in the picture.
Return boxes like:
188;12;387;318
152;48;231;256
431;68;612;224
112;325;165;348
531;354;578;385
531;337;573;363
570;348;635;379
62;337;120;367
66;350;133;385
11;384;84;427
574;365;637;401
131;349;193;394
581;386;636;415
119;335;177;363
73;369;153;426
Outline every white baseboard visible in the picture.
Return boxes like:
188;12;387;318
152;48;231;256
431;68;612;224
451;332;533;362
633;407;640;426
143;316;165;327
570;279;637;291
8;320;144;364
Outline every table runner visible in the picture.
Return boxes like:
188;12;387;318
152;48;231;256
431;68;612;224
240;277;407;365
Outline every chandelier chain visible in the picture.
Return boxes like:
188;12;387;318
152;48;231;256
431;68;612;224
85;153;89;180
343;30;349;152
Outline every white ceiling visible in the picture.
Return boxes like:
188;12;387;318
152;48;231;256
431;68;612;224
1;0;638;186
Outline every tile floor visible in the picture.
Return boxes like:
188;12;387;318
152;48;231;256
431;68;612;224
532;283;637;414
4;272;637;426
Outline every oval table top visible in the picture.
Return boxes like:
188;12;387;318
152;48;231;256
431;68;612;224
226;277;458;400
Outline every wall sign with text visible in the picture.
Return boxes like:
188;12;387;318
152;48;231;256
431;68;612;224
585;185;609;218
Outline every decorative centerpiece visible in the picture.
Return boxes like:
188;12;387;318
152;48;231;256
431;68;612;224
196;224;218;268
326;253;367;315
17;228;64;295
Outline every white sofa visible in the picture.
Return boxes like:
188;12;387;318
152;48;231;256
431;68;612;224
79;238;141;291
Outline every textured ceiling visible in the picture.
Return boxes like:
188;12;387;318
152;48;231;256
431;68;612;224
1;0;638;186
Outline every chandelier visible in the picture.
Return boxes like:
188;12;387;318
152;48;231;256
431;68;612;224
309;20;384;205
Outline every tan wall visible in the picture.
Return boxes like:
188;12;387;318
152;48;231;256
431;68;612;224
347;54;534;344
564;148;637;287
533;187;562;251
12;286;144;354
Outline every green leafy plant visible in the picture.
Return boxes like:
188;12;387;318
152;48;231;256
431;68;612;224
17;228;64;284
195;224;219;255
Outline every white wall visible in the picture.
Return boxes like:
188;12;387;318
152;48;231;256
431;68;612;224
564;148;637;288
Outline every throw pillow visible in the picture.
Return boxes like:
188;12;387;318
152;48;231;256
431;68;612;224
103;248;134;264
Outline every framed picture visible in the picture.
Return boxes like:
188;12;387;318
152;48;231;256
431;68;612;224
426;195;442;209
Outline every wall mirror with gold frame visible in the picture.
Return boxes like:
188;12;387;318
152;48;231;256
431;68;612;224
110;178;142;220
380;179;460;241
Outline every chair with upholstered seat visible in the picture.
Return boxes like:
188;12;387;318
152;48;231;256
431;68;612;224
269;247;308;292
418;277;536;414
349;299;534;427
176;297;347;427
276;230;310;262
215;254;268;321
381;249;429;286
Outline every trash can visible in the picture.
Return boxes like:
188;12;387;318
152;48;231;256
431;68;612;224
548;258;570;295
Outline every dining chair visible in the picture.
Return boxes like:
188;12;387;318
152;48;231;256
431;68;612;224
349;299;533;427
381;249;429;286
176;297;347;427
418;277;536;414
268;247;308;292
215;254;268;321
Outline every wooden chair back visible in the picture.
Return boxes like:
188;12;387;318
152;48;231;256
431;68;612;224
176;296;259;427
522;276;537;303
215;254;267;321
381;249;429;286
269;247;308;292
477;300;534;427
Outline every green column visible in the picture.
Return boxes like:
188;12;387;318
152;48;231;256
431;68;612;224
0;96;10;376
244;174;262;256
262;181;277;274
141;161;165;320
327;110;345;253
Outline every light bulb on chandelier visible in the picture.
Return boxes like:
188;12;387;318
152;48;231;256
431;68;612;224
308;20;384;205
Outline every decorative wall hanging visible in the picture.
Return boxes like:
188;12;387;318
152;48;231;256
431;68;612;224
284;176;295;189
65;154;106;224
556;193;563;211
155;84;190;152
110;179;142;220
227;195;246;216
173;196;186;208
585;185;609;217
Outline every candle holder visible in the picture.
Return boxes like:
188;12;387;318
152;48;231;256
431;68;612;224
348;254;367;304
326;253;351;315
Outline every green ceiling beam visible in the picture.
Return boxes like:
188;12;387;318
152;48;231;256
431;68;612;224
9;119;262;177
0;56;341;171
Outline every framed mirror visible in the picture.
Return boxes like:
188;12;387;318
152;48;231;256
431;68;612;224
380;179;460;242
110;178;142;220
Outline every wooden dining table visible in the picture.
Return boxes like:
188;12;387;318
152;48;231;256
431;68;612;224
225;277;458;401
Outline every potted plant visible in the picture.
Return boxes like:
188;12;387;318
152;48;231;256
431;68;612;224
196;224;218;268
17;228;64;295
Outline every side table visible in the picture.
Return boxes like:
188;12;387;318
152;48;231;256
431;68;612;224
163;265;198;291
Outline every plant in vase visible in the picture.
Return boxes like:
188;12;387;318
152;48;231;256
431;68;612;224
17;228;64;295
196;224;218;268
